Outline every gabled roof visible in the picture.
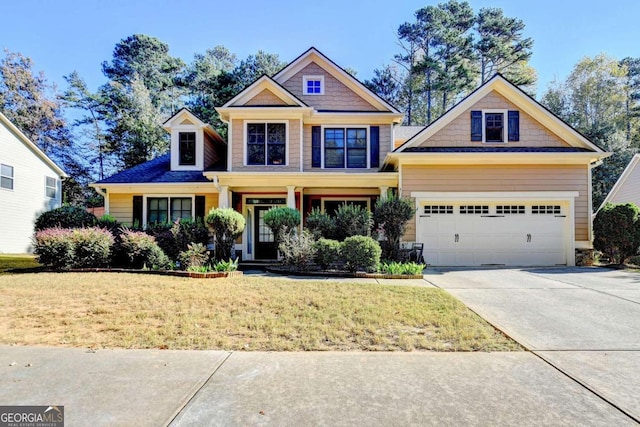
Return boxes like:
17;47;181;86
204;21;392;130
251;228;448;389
220;75;308;108
162;108;224;142
0;112;67;177
597;154;640;212
395;74;605;153
273;47;401;114
94;154;210;184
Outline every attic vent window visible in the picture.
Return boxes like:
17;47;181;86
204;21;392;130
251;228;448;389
303;75;324;95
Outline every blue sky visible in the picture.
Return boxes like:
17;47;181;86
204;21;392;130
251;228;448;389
1;0;639;98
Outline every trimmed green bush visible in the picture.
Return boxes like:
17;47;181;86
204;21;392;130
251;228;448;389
264;207;301;246
306;208;335;239
117;229;170;269
314;238;341;270
373;196;415;261
205;208;245;261
334;203;373;241
34;205;96;231
380;261;425;275
33;227;114;270
594;202;640;264
279;229;317;271
341;235;381;272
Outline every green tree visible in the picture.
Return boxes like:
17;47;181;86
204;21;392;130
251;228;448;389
264;207;301;247
373;196;415;261
233;51;285;88
475;8;534;85
0;49;69;155
593;203;640;264
205;208;245;261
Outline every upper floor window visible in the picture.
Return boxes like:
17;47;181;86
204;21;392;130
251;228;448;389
303;75;324;95
246;122;286;166
179;132;196;165
471;110;519;143
324;128;367;168
45;176;57;198
1;164;14;190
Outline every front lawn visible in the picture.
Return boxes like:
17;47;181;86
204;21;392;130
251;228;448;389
0;254;40;274
0;272;520;352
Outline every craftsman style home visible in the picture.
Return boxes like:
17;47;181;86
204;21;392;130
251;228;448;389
92;47;609;266
0;112;66;253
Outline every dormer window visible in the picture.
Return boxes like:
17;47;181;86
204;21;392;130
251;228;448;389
471;110;520;143
303;75;324;95
179;132;196;165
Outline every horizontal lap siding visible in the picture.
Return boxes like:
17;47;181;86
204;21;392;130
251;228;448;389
420;92;569;148
610;163;640;206
401;164;589;242
109;193;134;226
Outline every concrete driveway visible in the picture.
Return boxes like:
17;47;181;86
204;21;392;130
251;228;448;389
425;266;640;423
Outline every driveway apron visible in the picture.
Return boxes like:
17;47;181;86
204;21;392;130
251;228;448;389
425;267;640;422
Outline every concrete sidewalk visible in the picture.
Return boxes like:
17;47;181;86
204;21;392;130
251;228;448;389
0;346;635;426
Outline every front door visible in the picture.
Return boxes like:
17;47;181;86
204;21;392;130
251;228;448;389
254;206;278;260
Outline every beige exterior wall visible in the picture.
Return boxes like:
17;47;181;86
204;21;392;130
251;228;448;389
231;119;301;172
244;89;290;106
281;62;377;111
400;164;589;242
609;163;640;206
418;91;570;148
109;193;135;225
301;124;391;171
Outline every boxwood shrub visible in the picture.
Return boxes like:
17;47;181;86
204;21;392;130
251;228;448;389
341;235;381;273
314;238;341;270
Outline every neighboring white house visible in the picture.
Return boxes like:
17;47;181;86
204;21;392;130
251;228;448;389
0;112;66;253
597;154;640;212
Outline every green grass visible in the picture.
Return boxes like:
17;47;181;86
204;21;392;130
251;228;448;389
0;254;41;274
0;272;520;352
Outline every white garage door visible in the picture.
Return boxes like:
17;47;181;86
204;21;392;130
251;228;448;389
417;203;567;266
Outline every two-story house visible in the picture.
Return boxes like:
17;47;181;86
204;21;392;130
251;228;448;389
0;112;66;253
92;47;609;266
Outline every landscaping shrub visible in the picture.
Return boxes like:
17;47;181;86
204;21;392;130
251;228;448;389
341;235;381;272
150;219;210;261
314;238;341;270
213;258;238;272
33;227;114;270
334;203;373;241
380;261;425;275
279;229;317;271
205;208;245;261
34;205;96;231
305;208;335;239
373;196;415;261
264;207;301;246
117;229;170;269
594;202;640;264
96;214;120;233
179;242;209;270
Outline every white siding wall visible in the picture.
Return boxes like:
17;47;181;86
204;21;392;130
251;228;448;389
0;122;63;253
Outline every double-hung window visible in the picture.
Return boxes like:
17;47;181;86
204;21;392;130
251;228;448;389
246;123;286;165
147;197;192;224
324;128;367;168
45;176;57;198
178;132;196;165
1;164;14;190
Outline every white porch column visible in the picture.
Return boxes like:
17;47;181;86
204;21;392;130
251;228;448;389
219;185;229;208
287;186;296;209
379;186;389;199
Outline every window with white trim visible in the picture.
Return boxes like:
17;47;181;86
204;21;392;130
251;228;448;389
45;176;57;198
471;110;520;143
303;75;324;95
147;197;193;224
246;122;287;165
1;164;14;190
324;128;367;168
178;132;196;166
